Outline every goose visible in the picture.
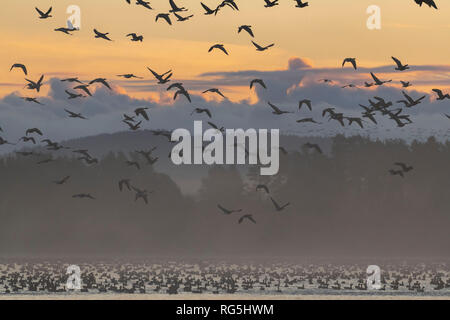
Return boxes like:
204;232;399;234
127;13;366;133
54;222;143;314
208;44;229;55
54;176;71;185
294;0;309;8
270;197;290;211
174;88;191;102
10;63;27;75
21;97;43;105
394;162;413;172
74;85;92;96
392;57;409;71
65;90;85;99
64;109;87;120
342;58;357;70
169;0;187;12
432;89;450;101
35;7;52;19
217;204;242;215
89;78;111;90
264;0;279;8
25;75;44;92
126;33;144;42
203;88;226;99
238;214;256;224
298;99;312;111
238;25;254;37
174;12;194;21
201;2;218;15
93;29;112;41
156;13;172;25
250;79;266;90
303;143;322;154
147;67;172;84
191;108;212;118
72;194;96;200
136;0;153;10
135;107;150;120
256;184;270;194
123;120;142;131
268;102;293;115
26;128;43;136
414;0;438;9
252;41;274;51
119;179;132;191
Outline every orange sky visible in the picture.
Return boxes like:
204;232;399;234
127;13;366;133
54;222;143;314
0;0;449;101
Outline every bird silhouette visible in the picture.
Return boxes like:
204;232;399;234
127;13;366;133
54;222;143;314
303;143;322;154
89;78;111;90
370;72;392;86
26;128;43;136
156;13;172;25
268;102;293;115
395;162;414;172
252;41;274;51
414;0;438;9
126;33;144;42
65;109;87;120
147;68;172;84
264;0;279;8
65;90;85;99
10;63;27;75
270;197;290;212
342;58;357;70
74;85;92;96
135;107;150;121
94;29;113;41
299;99;312;111
209;44;229;55
25;75;44;92
201;2;218;15
119;179;132;191
432;89;450;101
250;79;267;90
203;88;226;99
256;184;270;194
35;7;52;19
191;108;212;118
73;194;96;200
238;25;254;37
169;0;187;12
392;57;409;71
54;176;70;185
217;204;242;215
136;0;153;10
238;214;256;224
294;0;309;8
174;12;194;21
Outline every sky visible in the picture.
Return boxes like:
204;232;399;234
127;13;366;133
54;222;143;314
0;0;449;144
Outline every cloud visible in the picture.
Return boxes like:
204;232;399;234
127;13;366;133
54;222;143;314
1;58;450;155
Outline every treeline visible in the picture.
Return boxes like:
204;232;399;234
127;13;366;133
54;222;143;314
0;135;449;258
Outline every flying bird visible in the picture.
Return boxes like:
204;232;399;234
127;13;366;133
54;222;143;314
119;179;132;191
61;77;83;84
117;74;143;79
89;78;112;90
25;75;44;92
392;57;409;71
395;162;414;172
250;79;267;90
54;176;71;185
294;0;309;8
126;161;141;170
191;108;212;118
298;99;312;111
201;2;218;15
264;0;279;8
35;7;52;19
208;44;229;55
126;33;144;42
342;58;357;70
26;128;43;136
414;0;438;9
94;29;112;41
74;85;92;96
65;109;87;120
370;72;392;86
174;12;194;21
203;88;226;99
136;0;153;10
252;41;274;51
256;184;270;194
268;102;293;115
218;204;242;215
147;68;172;84
169;0;187;12
65;90;85;99
10;63;27;75
156;13;172;25
238;214;256;224
270;197;290;212
238;25;254;37
73;194;96;200
432;89;450;101
303;143;322;154
135;107;150;121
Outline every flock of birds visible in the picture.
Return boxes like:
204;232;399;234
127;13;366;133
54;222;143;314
1;1;448;223
0;261;448;295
